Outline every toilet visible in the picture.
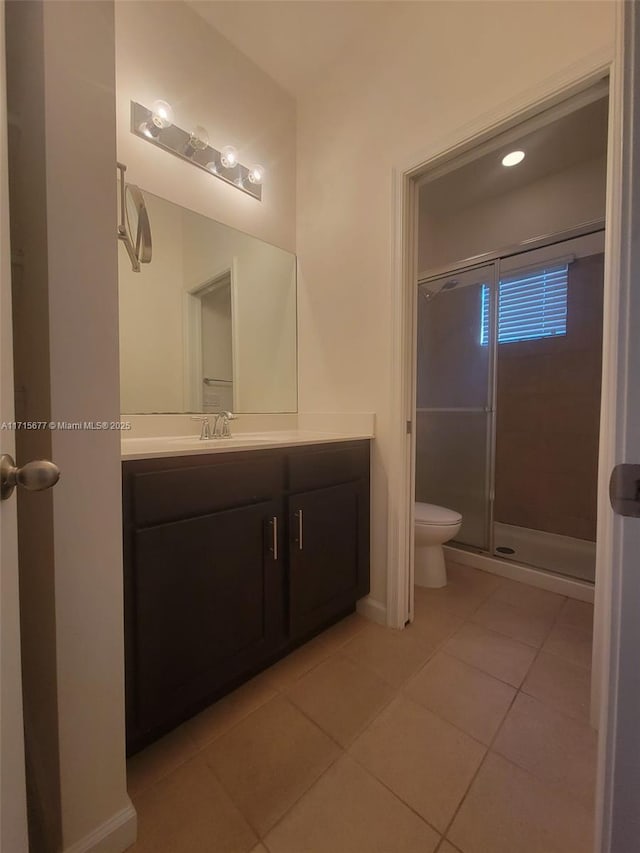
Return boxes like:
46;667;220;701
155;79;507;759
414;502;463;588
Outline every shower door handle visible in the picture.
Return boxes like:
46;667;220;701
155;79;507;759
609;464;640;517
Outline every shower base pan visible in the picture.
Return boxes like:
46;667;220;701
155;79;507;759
492;522;595;583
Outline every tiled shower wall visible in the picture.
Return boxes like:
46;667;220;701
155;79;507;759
494;253;604;541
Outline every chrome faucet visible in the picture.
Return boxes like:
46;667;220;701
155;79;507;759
191;415;212;440
191;412;236;440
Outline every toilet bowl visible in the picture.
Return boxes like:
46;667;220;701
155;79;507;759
414;502;463;588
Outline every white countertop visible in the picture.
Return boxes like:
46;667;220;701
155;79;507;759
121;429;374;460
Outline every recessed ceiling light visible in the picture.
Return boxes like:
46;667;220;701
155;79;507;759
502;150;525;167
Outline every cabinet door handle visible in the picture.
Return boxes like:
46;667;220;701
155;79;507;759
271;516;278;561
296;509;303;551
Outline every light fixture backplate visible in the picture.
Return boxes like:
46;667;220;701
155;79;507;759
130;101;262;201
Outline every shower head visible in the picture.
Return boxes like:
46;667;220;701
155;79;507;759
419;277;459;301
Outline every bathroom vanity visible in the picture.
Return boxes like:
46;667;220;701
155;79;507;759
122;436;370;753
118;186;371;752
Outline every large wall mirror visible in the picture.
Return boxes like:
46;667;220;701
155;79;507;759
118;191;297;414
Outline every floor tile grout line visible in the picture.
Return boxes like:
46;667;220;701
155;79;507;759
398;674;513;750
436;676;530;845
184;685;280;753
198;690;347;841
126;618;367;801
345;745;446;840
469;598;564;646
439;583;596;848
261;607;594;853
255;640;473;843
219;656;430;838
339;637;441;691
434;837;463;853
253;747;345;843
280;670;397;754
439;629;539;690
343;575;532;844
432;582;558;848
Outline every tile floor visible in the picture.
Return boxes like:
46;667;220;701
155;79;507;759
127;561;597;853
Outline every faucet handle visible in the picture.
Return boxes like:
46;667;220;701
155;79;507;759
190;415;212;440
219;411;236;439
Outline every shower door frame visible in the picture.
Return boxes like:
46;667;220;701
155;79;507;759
416;261;499;556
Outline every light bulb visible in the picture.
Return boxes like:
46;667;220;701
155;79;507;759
151;99;174;130
501;150;525;167
139;99;174;140
220;145;238;169
205;161;218;174
247;164;265;185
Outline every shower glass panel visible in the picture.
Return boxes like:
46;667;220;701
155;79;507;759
415;264;497;550
493;247;604;582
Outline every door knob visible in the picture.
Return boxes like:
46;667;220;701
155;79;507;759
0;454;60;500
610;463;640;517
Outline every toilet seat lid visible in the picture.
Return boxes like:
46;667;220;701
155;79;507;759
415;502;462;525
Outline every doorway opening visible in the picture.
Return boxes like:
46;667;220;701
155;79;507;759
184;268;237;413
405;79;609;605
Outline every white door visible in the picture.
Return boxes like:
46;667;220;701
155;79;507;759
0;3;27;849
597;3;640;850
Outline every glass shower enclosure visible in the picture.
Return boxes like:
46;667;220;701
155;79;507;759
416;241;603;583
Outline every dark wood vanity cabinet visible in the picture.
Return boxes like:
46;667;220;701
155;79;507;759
122;440;369;753
287;444;370;640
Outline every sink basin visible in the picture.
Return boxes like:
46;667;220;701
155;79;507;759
166;433;276;446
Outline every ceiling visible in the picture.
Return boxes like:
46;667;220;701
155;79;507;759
186;1;398;97
419;95;609;219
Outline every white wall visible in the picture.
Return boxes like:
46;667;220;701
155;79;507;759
115;0;296;253
419;155;607;272
296;0;616;611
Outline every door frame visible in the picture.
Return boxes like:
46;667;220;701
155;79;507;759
0;0;28;848
387;27;621;853
182;259;238;412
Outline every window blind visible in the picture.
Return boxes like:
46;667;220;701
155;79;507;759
481;262;569;345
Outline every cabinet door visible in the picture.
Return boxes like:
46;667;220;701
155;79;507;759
288;481;368;639
131;499;281;736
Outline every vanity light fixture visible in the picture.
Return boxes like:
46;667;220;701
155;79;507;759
502;150;525;167
130;100;264;201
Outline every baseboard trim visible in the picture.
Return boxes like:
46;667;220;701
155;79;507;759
357;595;387;625
62;801;137;853
443;545;595;603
